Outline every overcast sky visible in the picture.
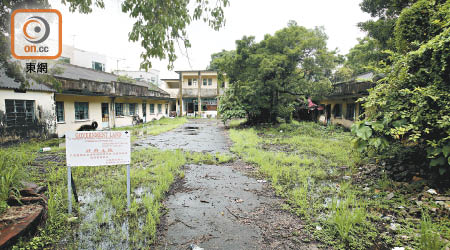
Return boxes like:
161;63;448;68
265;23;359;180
49;0;371;79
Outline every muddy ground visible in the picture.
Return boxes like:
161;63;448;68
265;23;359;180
146;119;318;250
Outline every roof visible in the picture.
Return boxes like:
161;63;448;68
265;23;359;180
54;63;118;83
0;71;55;92
355;72;374;81
54;63;169;95
175;70;218;74
160;78;180;81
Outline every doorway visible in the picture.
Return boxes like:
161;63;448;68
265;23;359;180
101;103;109;128
142;103;147;123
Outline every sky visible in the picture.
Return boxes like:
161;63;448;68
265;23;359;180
50;0;372;79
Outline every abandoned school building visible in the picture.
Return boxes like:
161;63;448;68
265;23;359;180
0;63;172;143
161;70;228;118
313;72;376;128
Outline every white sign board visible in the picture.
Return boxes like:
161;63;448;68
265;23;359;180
65;131;131;167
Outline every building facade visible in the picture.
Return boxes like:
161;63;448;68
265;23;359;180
53;64;172;137
319;72;375;128
115;69;161;86
59;44;108;72
0;72;56;143
161;70;227;118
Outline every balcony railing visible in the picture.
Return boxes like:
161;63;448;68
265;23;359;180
330;81;375;97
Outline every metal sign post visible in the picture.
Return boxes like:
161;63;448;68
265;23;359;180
127;164;131;209
68;166;72;214
65;131;131;214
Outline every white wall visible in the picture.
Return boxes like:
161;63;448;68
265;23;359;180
115;70;160;85
60;44;107;71
0;89;56;133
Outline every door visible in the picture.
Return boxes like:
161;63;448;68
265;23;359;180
142;103;146;123
187;103;194;114
326;104;331;124
101;103;109;128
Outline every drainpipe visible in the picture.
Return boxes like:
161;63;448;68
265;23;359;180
216;74;220;118
179;73;183;116
111;96;116;128
198;71;201;117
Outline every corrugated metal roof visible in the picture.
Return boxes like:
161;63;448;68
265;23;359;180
54;63;118;83
0;71;55;92
54;64;168;94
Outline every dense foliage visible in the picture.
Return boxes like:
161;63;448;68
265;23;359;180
0;0;228;87
214;22;338;124
352;0;450;176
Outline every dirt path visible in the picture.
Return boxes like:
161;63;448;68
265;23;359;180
144;119;318;250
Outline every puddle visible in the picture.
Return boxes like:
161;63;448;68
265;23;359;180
184;126;199;130
66;186;154;249
134;119;229;153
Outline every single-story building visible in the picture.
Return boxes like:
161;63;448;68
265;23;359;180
0;71;56;143
53;64;173;137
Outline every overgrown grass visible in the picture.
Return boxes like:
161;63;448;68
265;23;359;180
0;138;63;214
112;117;187;141
229;121;449;249
419;211;446;250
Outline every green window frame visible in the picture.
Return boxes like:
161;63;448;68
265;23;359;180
129;103;136;115
75;102;89;120
115;103;124;116
56;101;64;122
5;99;35;127
158;104;162;113
150;103;155;114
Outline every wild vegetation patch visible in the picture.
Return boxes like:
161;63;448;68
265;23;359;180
112;117;187;141
230;121;449;249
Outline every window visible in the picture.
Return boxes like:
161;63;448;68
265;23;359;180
142;103;147;117
5;100;35;127
56;101;64;122
346;103;355;121
129;103;136;115
150;103;155;114
158;104;162;113
208;78;212;86
115;103;124;116
92;61;105;72
165;104;168;114
75;102;89;120
193;78;197;86
188;79;192;86
221;82;225;88
203;79;207;86
333;104;342;118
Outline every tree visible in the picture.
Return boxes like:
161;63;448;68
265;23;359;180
0;0;229;86
352;0;450;176
345;37;390;75
214;22;337;124
358;0;417;50
343;0;418;76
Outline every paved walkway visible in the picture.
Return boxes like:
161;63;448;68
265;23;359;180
147;119;317;250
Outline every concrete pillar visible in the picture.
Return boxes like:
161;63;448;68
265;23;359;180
179;73;183;116
111;97;116;128
197;71;201;117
